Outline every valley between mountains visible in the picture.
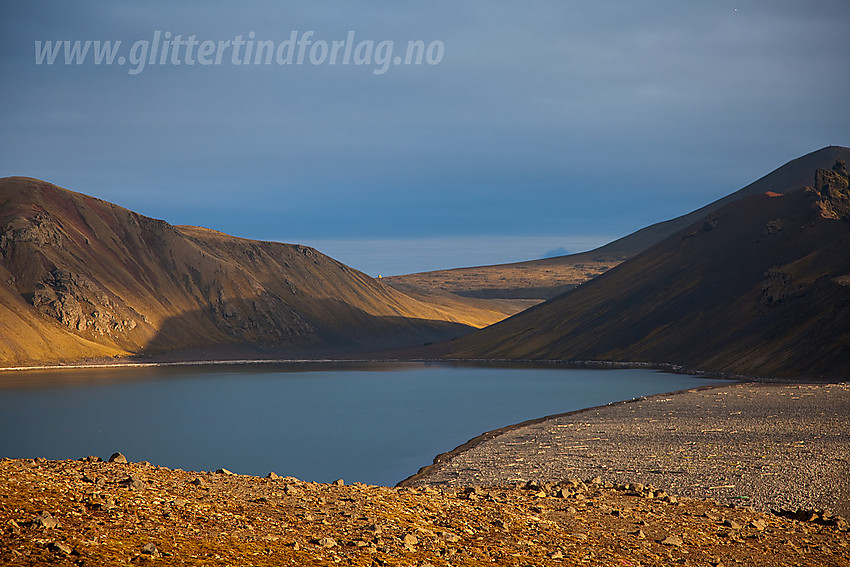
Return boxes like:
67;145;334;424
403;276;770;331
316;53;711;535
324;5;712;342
2;149;850;567
1;146;849;380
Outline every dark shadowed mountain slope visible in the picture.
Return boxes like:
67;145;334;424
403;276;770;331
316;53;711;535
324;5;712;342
449;160;850;379
388;146;850;300
0;177;519;366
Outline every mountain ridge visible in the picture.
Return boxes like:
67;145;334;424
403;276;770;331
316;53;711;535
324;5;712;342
448;158;850;379
387;146;850;300
0;177;520;366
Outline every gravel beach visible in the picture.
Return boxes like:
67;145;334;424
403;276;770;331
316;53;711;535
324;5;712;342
402;382;850;517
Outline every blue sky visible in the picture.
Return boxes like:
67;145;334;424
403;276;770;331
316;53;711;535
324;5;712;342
2;1;848;275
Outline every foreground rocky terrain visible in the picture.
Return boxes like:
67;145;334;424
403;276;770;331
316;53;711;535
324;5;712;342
1;456;847;567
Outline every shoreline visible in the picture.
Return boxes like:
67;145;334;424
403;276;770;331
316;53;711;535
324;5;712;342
0;358;386;373
2;354;832;383
2;368;848;564
4;356;847;518
396;382;733;487
402;381;850;517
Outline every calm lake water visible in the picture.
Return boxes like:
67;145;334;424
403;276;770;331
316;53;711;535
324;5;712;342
0;362;721;486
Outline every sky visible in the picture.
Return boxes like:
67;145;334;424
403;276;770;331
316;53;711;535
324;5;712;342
1;1;848;276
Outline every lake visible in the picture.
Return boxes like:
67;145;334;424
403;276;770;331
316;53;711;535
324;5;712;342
0;362;722;486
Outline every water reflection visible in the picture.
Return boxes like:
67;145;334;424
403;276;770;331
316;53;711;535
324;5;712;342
0;362;726;486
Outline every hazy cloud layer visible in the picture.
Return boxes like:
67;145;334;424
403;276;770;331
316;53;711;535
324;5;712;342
1;1;848;273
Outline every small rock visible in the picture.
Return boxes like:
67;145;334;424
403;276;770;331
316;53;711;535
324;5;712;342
119;475;145;490
317;537;336;548
141;542;161;557
750;519;766;531
216;468;234;475
661;535;684;547
48;541;72;555
86;494;116;511
402;534;419;546
108;452;128;464
550;550;564;559
33;511;59;529
266;472;280;479
332;479;344;486
722;519;742;530
190;477;204;486
633;529;646;539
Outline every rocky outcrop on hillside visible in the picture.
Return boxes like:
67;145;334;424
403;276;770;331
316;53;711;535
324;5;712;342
810;159;850;221
30;268;141;336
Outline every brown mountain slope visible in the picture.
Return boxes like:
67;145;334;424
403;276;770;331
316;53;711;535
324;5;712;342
449;160;850;379
388;146;850;300
0;177;519;367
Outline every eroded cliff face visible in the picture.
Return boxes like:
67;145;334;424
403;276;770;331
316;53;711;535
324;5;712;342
30;268;142;337
809;159;850;221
